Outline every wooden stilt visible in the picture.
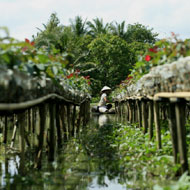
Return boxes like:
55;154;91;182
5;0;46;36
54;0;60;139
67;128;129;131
48;103;56;161
35;103;46;168
18;111;26;175
137;100;142;128
66;104;71;135
60;104;68;140
148;101;154;140
175;100;188;173
71;105;76;136
168;103;179;164
154;101;161;149
56;104;62;147
142;101;148;134
28;109;31;132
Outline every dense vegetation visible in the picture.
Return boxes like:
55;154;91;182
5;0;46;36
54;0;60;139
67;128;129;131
33;13;158;96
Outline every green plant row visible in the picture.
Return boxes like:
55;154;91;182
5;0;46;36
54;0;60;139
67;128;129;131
0;28;91;103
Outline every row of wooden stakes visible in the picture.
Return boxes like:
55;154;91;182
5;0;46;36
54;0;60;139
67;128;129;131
114;96;189;174
0;99;90;174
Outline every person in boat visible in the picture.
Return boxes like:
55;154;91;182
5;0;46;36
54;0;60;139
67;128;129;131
98;86;112;113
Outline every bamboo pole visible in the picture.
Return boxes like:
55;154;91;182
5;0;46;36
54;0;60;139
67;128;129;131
142;101;148;134
175;100;188;173
148;101;154;140
35;103;46;168
56;104;62;147
137;100;142;128
168;103;179;164
154;101;161;149
18;111;26;175
48;103;56;161
66;104;71;135
71;105;76;136
60;104;68;140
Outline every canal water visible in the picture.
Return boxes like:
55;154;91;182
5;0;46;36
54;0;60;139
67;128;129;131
0;114;132;190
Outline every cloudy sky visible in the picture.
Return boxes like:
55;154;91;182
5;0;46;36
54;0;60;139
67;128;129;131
0;0;190;41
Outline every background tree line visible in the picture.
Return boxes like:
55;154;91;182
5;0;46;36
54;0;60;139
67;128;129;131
33;13;158;96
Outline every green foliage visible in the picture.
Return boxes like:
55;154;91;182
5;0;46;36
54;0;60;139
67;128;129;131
130;34;190;82
87;34;134;92
0;27;91;93
125;23;158;43
32;14;158;96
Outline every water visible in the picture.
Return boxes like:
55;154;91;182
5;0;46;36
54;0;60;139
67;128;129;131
0;114;131;190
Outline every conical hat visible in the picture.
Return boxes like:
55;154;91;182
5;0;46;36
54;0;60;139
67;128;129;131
101;86;111;92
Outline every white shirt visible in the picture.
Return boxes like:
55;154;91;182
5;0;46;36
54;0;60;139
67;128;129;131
98;93;107;106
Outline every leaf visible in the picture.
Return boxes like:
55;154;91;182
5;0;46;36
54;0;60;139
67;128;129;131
52;66;58;75
36;64;45;70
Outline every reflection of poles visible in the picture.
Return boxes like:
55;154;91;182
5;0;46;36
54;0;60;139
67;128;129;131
10;115;18;149
3;116;8;144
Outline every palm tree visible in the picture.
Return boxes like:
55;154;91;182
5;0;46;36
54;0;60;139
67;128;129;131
69;16;87;37
110;21;127;39
87;18;110;37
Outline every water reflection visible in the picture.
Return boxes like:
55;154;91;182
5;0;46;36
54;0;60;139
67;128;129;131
0;114;128;190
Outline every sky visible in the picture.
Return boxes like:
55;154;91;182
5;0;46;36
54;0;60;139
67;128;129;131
0;0;190;41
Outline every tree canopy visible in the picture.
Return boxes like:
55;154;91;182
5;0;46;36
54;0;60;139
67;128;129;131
33;13;158;96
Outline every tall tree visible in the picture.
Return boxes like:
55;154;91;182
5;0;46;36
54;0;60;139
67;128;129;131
125;23;158;44
34;13;64;51
70;16;87;37
87;18;110;37
110;21;127;39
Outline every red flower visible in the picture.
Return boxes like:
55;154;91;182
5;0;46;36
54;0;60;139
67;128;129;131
22;46;28;52
84;75;90;79
30;41;35;46
25;38;30;43
145;55;151;61
126;76;133;80
149;46;158;53
88;81;91;85
66;73;74;79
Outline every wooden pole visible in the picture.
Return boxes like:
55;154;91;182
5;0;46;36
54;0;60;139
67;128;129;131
168;103;179;164
60;104;68;140
142;100;148;134
175;100;188;173
154;101;161;149
66;104;71;135
18;111;26;175
48;103;56;161
137;100;142;128
56;104;62;147
128;100;132;123
148;101;154;140
72;105;76;136
34;103;46;168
